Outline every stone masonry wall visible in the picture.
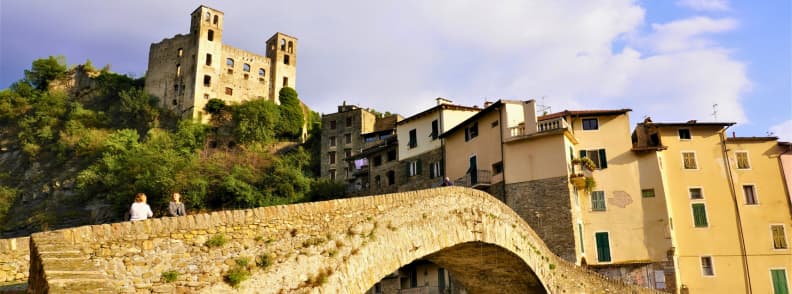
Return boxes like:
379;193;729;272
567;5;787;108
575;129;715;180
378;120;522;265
29;187;665;293
398;148;444;192
0;237;29;284
505;176;576;262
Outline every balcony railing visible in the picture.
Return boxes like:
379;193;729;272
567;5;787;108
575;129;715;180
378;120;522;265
538;117;568;132
454;169;492;187
509;125;525;137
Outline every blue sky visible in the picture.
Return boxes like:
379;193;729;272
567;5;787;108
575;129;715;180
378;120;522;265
1;0;789;140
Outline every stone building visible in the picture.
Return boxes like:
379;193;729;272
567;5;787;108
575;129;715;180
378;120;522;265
320;103;401;182
144;5;297;119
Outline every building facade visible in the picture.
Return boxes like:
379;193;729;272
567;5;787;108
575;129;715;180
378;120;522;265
144;5;297;119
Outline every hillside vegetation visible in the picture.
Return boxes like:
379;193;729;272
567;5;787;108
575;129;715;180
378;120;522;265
0;56;344;237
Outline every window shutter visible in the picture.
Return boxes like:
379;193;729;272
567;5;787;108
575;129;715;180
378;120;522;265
595;232;611;262
405;162;411;177
599;149;608;168
465;128;470;141
772;269;789;294
580;150;587;159
440;159;445;176
417;160;423;175
693;204;708;227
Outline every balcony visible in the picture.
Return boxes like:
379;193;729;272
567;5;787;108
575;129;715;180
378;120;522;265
454;170;492;188
507;117;569;138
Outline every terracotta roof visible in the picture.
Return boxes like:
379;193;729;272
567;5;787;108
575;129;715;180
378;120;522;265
538;109;632;120
397;104;480;126
439;101;503;138
726;136;779;142
646;122;736;127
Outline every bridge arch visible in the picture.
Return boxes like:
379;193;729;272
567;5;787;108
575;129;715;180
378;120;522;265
29;187;661;293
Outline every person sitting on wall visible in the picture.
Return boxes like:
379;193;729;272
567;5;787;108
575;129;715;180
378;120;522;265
441;176;453;186
168;192;186;217
129;193;153;221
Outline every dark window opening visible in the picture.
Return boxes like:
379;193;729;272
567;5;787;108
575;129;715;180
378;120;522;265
203;75;211;87
288;41;294;53
258;68;266;76
387;149;396;161
284;55;290;65
244;74;249;80
678;129;691;140
408;129;417;148
227;69;233;75
280;38;286;51
346;117;352;127
373;156;382;166
283;77;288;87
226;58;234;67
582;118;598;130
213;15;219;25
387;171;395;186
225;87;232;95
205;12;210;22
330;120;336;129
206;53;212;66
464;122;479;141
172;99;178;106
207;29;214;41
491;120;499;128
243;63;250;72
492;162;503;174
431;120;439;140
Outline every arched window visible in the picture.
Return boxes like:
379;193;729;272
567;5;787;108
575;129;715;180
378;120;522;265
284;55;290;65
226;58;234;67
177;48;183;57
213;15;219;25
280;39;286;51
205;12;211;22
258;68;265;76
288;41;294;53
243;63;251;72
207;30;214;41
176;64;181;77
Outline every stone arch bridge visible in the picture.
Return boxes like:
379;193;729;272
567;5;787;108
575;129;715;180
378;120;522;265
27;187;662;293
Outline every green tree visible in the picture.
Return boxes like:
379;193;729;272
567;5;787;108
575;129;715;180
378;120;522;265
116;88;160;136
204;98;226;114
24;56;68;90
277;87;304;139
231;99;280;143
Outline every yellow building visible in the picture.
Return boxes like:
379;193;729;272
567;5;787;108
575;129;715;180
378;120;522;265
633;121;792;293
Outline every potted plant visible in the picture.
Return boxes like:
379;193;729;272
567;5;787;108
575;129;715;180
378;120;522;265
570;174;587;190
570;157;597;192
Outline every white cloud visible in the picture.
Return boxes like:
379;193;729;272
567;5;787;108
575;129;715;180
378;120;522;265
639;17;738;53
676;0;731;11
770;120;792;141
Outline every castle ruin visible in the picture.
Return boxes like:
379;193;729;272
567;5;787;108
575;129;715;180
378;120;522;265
144;5;297;119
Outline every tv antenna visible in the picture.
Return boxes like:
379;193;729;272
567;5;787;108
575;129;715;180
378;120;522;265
711;104;719;121
536;96;551;116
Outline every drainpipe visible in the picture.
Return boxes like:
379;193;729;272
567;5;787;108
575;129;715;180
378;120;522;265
440;109;445;179
498;104;506;203
719;128;752;293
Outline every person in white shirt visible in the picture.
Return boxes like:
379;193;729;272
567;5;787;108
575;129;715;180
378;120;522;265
129;193;153;221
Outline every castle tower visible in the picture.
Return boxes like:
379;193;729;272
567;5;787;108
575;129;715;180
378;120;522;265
266;33;297;105
189;5;225;118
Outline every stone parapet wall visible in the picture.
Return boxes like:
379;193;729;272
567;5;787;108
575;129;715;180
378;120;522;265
0;237;29;284
28;187;665;293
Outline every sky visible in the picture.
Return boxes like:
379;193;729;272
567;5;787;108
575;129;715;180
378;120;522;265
1;0;790;140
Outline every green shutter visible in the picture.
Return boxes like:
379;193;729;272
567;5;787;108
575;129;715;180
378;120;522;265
578;224;585;253
416;160;423;175
595;232;611;262
773;269;789;294
598;149;607;168
692;204;708;227
580;150;587;159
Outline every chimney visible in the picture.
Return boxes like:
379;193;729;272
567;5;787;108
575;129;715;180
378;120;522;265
436;97;453;105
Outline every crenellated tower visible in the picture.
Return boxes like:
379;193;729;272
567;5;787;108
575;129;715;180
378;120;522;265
266;33;297;105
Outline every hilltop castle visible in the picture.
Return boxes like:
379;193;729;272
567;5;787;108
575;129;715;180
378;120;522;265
144;5;297;119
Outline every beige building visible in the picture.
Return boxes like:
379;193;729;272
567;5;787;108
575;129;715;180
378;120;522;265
634;122;792;294
366;261;466;294
144;5;297;119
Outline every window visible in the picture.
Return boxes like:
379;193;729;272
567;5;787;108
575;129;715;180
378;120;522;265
743;185;758;205
226;58;234;67
329;136;336;147
206;53;212;66
591;191;606;211
387;150;396;161
329;169;336;181
654;270;666;289
203;75;211;87
288;41;294;53
641;189;655;198
582;118;599;130
580;149;608;169
344;149;352;158
177;48;183;57
595;232;611;262
431;120;439;140
677;129;691;140
682;152;698;169
346;117;352;127
176;64;181;77
258;68;266;76
283;77;288;87
387;171;395;186
407;160;421;177
736;152;750;169
429;161;442;178
244;74;249;80
213;15;219;25
692;203;708;228
374;175;381;188
373;155;382;167
280;38;286;51
492;162;503;175
345;133;352;144
243;63;250;72
284;55;290;65
689;187;703;199
227;69;234;75
328;152;336;164
203;94;209;100
330;120;337;130
772;225;788;249
491;120;499;128
205;12;211;22
225;87;233;95
408;129;417;148
700;256;714;276
771;269;790;294
464;122;478;141
207;29;214;41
